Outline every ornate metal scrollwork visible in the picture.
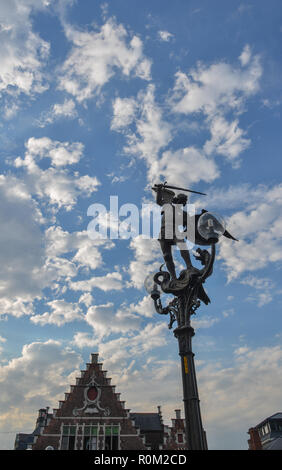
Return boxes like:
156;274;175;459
152;245;216;329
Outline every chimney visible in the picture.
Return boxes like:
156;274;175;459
157;406;164;426
175;409;181;419
91;353;99;364
248;427;262;450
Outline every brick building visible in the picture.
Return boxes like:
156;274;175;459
15;353;187;450
163;409;187;450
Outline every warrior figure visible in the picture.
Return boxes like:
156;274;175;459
153;184;192;280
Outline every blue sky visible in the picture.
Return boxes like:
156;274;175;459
0;0;282;450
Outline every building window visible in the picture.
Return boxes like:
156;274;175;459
277;421;282;431
177;433;184;444
83;425;98;450
104;425;119;450
60;425;76;450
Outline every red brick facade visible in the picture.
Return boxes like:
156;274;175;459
32;353;146;450
247;427;263;450
26;353;187;451
163;410;187;450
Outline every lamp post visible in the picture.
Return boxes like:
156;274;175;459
144;211;226;450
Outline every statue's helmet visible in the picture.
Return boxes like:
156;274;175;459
176;193;188;204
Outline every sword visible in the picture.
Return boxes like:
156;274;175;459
152;182;207;196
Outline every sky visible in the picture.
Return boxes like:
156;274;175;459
0;0;282;450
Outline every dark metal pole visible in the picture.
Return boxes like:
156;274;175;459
151;244;216;450
174;324;207;450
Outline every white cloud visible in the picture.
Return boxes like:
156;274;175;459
0;171;115;317
112;47;262;183
111;84;222;187
85;301;141;337
128;295;158;318
198;344;282;449
155;146;220;188
0;339;82;449
196;183;267;212
239;44;252;66
69;271;124;292
241;276;276;307
43;226;116;298
0;0;51;99
20;136;84;167
218;183;282;281
122;84;173;167
171;47;262;116
158;30;174;42
30;299;84;326
99;348;182;426
45;225;111;271
111;97;137;130
0;172;103;317
0;298;34;318
72;331;98;349
0;336;6;355
169;47;262;166
0;174;45;307
13;137;100;210
59;18;151;102
203;116;250;164
241;276;274;291
36;99;77;127
78;292;94;307
128;235;162;289
192;315;220;329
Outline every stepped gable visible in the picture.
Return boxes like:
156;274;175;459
32;353;146;450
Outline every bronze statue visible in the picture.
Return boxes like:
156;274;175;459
153;184;191;280
146;182;238;450
153;182;237;281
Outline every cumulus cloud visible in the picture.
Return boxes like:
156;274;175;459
72;331;98;349
21;136;84;167
203;116;251;164
170;46;262;166
158;30;174;42
111;47;262;189
0;174;45;309
0;170;114;318
59;17;151;102
121;84;173;167
85;301;141;337
195;183;267;212
171;47;262;116
198;344;282;449
13;137;100;210
155;146;219;188
218;183;282;281
239;44;252;66
0;339;82;449
99;347;182;425
111;83;222;187
0;0;51;119
30;299;84;326
241;276;276;307
45;225;113;272
113;84;207;185
128;235;162;289
111;97;137;130
78;293;94;307
69;271;124;292
36;99;78;127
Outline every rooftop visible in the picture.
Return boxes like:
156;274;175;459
255;412;282;429
130;413;163;432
